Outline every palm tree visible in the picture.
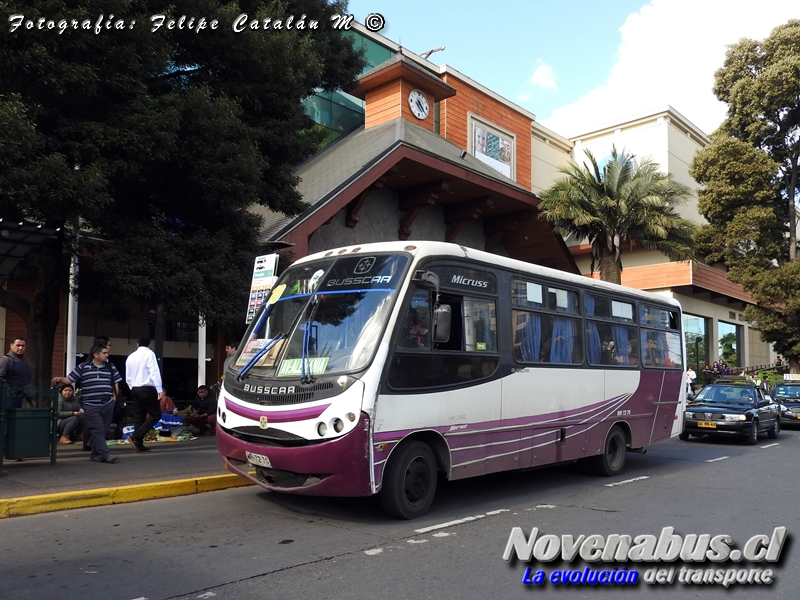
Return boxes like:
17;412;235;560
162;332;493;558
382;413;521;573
539;147;697;284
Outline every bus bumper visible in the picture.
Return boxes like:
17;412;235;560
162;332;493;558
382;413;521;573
216;412;373;497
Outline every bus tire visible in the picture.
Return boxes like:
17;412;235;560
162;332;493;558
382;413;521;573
589;425;626;477
380;441;437;519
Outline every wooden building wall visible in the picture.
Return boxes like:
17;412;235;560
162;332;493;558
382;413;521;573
440;74;533;191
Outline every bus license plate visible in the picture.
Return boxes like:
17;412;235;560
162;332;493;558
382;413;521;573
246;451;272;468
698;421;716;429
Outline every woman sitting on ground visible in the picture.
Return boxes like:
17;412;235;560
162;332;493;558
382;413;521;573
57;384;85;445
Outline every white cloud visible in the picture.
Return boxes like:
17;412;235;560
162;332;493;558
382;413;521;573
531;60;558;91
518;92;533;102
541;0;800;137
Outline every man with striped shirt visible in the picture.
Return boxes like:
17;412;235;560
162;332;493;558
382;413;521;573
53;344;122;464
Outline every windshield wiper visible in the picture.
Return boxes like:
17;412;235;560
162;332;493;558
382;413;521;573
300;294;323;384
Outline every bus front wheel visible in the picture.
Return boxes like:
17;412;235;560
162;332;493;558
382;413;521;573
589;425;627;477
380;441;437;519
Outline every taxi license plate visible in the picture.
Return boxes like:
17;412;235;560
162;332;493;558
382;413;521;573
698;421;716;429
246;451;272;468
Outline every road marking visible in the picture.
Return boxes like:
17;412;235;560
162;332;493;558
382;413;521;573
761;443;780;449
414;514;487;534
433;532;451;537
407;539;428;544
605;476;650;487
535;504;557;508
706;456;729;463
364;548;383;556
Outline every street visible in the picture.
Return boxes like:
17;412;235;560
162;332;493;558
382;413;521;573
1;430;797;600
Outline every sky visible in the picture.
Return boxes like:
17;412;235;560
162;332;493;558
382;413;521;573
345;0;799;137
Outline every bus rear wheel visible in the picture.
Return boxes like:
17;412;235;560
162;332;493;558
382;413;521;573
589;425;627;477
380;441;437;519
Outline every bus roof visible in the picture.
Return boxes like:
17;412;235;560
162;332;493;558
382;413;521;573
295;241;682;310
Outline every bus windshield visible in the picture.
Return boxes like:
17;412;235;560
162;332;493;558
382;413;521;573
234;253;409;379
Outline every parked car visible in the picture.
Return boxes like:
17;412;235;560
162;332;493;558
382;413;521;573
679;382;780;444
772;381;800;426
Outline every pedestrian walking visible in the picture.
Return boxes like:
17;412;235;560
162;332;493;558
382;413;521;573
91;336;128;440
52;344;121;464
125;337;164;452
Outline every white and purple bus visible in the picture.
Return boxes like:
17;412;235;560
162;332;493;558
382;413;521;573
216;242;685;518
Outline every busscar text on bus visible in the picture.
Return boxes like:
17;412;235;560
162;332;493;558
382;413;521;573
216;242;685;519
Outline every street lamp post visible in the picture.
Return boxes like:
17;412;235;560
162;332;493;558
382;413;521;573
695;336;703;373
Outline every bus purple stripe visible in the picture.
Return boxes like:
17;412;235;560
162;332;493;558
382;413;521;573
224;398;331;423
373;397;627;444
373;369;675;443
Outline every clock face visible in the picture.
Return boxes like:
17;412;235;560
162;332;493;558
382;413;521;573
408;89;430;120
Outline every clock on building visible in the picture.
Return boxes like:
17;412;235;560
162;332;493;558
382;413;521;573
408;89;430;120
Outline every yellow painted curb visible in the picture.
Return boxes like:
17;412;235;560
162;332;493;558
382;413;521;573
0;473;254;519
197;474;255;493
113;479;197;503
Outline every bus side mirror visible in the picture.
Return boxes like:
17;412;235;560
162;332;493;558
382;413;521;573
434;304;451;343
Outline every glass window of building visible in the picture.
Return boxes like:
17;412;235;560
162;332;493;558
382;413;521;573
683;313;708;371
718;321;742;368
302;32;397;147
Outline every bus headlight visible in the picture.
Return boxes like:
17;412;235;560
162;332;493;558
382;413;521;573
317;422;328;437
333;418;344;433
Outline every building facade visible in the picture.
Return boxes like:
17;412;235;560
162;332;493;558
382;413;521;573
1;22;773;387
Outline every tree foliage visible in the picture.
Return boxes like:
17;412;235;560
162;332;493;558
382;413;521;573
539;147;696;285
690;19;800;372
0;0;365;387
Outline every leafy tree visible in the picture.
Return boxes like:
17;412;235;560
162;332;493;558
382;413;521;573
0;0;365;389
690;19;800;373
539;147;697;284
719;332;738;366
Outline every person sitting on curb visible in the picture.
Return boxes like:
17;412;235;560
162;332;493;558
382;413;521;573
185;385;217;435
160;388;178;415
57;384;85;445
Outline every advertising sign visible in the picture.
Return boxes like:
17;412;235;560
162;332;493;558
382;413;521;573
245;253;279;324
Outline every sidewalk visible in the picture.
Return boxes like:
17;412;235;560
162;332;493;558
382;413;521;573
0;435;254;518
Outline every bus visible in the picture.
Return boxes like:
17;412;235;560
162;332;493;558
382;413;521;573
217;241;685;519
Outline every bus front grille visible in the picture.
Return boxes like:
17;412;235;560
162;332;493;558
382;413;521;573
231;426;304;441
255;466;323;488
234;381;335;406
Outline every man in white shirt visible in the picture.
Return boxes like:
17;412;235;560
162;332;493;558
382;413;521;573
125;336;164;452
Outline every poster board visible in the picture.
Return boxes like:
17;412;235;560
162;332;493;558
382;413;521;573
245;254;278;324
